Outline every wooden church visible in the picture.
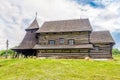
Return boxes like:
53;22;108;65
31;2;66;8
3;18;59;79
12;16;115;59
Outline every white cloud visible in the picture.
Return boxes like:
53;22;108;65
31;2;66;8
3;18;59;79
0;0;120;50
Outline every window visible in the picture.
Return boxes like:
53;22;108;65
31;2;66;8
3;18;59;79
59;38;64;44
49;40;55;45
68;39;75;45
95;46;99;51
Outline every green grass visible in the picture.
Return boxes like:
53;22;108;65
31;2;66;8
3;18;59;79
0;55;120;80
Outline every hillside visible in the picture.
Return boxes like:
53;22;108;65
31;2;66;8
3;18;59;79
0;55;120;80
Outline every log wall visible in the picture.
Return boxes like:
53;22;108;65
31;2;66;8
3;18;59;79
38;32;90;45
37;49;89;59
90;43;112;58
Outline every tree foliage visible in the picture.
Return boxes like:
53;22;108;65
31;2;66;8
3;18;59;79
112;48;120;55
0;50;15;56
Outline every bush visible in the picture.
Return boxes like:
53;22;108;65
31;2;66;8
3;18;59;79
112;48;120;55
0;50;15;56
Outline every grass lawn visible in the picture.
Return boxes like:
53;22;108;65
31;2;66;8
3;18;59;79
0;55;120;80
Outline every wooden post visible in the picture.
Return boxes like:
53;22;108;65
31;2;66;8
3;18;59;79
5;40;9;58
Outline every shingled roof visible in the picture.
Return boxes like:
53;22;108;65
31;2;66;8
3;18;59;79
12;31;38;49
36;19;92;33
90;31;115;44
25;18;39;30
12;18;39;50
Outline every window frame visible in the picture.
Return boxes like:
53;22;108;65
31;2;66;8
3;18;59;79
59;38;64;44
94;46;99;51
49;40;55;45
68;39;75;45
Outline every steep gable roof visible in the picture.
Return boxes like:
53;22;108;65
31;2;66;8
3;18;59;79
26;18;39;30
36;19;92;33
12;31;37;49
12;18;39;50
90;31;115;44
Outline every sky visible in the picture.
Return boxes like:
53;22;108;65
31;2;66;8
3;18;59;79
0;0;120;50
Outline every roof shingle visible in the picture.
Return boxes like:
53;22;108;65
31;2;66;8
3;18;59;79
12;31;37;49
26;18;39;30
12;18;39;50
90;31;115;44
36;19;92;33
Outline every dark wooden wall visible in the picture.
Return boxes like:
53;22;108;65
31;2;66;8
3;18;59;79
36;31;113;59
37;49;89;59
90;43;113;58
38;32;90;45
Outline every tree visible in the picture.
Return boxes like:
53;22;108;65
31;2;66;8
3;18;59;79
0;50;15;56
112;48;120;55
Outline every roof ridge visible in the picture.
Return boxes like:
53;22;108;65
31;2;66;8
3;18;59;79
92;30;109;32
45;18;89;23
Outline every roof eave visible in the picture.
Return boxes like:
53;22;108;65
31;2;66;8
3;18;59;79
91;42;115;44
33;44;93;49
25;28;39;31
36;30;92;33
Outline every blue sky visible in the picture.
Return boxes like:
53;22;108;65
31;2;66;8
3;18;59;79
0;0;120;50
74;0;105;8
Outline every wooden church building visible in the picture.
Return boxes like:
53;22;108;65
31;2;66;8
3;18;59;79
12;17;115;59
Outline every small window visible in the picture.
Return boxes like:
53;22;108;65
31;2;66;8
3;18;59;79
49;40;55;45
68;39;75;45
59;38;64;44
95;46;99;51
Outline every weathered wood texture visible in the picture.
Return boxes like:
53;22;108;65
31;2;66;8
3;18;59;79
37;53;89;59
38;49;89;53
38;32;89;45
90;44;112;58
37;49;89;58
37;32;113;59
12;18;115;59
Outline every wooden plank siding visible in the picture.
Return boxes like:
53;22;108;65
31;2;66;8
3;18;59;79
37;53;89;59
36;31;113;59
38;49;89;53
38;32;89;45
37;48;89;58
90;43;112;58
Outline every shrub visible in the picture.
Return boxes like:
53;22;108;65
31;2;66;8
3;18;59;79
0;50;15;56
112;48;120;55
